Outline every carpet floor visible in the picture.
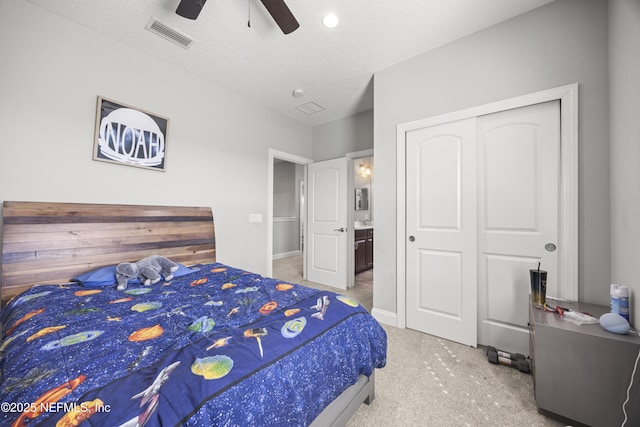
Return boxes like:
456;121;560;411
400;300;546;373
346;324;564;426
273;255;566;426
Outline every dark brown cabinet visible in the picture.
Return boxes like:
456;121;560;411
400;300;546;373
355;229;373;273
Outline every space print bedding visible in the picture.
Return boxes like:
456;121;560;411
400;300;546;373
0;262;387;426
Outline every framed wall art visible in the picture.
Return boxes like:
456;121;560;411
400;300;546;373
93;96;169;171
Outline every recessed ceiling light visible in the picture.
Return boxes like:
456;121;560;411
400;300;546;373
322;14;339;28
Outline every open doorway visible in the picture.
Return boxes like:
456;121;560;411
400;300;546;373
349;153;374;297
266;149;312;281
271;158;306;281
268;149;374;312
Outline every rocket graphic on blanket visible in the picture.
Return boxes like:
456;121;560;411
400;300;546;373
118;361;180;427
244;328;268;358
311;295;330;320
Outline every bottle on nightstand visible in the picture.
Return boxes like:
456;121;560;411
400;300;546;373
610;284;630;323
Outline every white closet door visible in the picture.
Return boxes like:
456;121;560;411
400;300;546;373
404;101;560;354
477;100;560;355
405;118;478;347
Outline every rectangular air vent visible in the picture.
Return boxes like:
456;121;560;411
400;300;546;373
145;17;195;49
296;101;326;115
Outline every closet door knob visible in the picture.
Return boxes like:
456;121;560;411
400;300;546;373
409;236;415;242
545;243;556;252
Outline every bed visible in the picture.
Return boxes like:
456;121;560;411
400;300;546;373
0;201;387;427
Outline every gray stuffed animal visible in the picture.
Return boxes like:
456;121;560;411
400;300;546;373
116;255;179;290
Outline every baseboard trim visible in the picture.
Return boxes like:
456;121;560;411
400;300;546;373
371;308;398;327
273;250;301;260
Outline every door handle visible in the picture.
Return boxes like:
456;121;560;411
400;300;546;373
409;236;415;242
545;243;557;252
334;227;346;232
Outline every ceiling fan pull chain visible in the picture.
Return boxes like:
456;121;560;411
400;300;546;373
247;0;251;28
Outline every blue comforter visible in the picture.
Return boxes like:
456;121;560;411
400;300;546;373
0;263;387;426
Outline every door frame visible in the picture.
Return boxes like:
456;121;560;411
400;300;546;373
395;83;579;329
267;149;313;279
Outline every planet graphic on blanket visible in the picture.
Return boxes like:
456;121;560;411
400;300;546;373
131;302;163;312
56;398;105;426
259;301;278;315
125;288;152;295
109;297;133;304
336;295;359;307
189;316;215;333
128;324;164;342
281;317;306;338
235;286;259;294
64;307;101;316
74;289;102;297
190;278;208;287
5;308;46;336
211;267;227;273
41;330;104;350
14;291;52;305
191;355;233;379
276;283;294;291
284;308;301;317
10;374;86;427
221;283;236;290
27;325;67;342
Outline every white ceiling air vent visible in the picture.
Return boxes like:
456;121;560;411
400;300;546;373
145;17;195;49
296;101;326;115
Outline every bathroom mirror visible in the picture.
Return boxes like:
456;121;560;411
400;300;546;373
355;188;369;210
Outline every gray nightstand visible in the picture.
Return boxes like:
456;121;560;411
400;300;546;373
529;300;640;426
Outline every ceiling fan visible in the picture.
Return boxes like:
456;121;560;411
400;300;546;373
176;0;300;34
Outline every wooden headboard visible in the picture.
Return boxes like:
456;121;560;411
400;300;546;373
1;201;216;305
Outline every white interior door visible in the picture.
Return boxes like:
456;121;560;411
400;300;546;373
477;101;560;355
405;118;478;347
306;157;348;289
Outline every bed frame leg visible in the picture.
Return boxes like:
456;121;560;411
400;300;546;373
364;372;376;405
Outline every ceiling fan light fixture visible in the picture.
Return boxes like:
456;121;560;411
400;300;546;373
322;14;339;28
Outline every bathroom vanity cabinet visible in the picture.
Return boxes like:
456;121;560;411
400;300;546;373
355;228;373;273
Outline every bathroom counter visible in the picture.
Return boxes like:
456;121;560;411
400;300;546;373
354;225;374;230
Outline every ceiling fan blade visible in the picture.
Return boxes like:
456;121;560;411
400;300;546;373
260;0;299;34
176;0;207;20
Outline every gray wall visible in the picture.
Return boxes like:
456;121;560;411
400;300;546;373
313;110;373;161
273;161;297;218
374;0;610;315
0;0;313;276
609;0;640;326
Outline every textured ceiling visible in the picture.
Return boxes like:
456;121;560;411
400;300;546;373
25;0;555;126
